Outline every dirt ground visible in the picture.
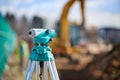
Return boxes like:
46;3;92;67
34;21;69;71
2;52;93;80
2;44;120;80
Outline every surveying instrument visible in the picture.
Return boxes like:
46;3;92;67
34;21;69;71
24;28;59;80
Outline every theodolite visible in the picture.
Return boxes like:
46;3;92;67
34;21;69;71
24;28;59;80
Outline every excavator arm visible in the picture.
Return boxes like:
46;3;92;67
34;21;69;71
60;0;85;54
60;0;76;54
51;0;85;54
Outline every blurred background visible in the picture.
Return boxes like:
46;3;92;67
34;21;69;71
0;0;120;80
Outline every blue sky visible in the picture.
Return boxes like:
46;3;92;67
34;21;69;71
86;0;120;13
0;0;120;28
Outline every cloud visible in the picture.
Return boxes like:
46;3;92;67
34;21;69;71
25;0;34;4
86;0;117;8
68;1;81;22
10;0;22;7
0;0;68;18
0;0;119;28
67;0;120;28
85;0;120;28
86;12;120;28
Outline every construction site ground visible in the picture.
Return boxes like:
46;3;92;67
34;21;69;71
2;44;120;80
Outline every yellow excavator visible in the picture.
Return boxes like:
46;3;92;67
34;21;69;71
50;0;85;54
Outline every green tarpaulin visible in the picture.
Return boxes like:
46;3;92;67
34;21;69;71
0;13;17;78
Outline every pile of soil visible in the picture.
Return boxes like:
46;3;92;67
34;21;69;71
56;44;120;80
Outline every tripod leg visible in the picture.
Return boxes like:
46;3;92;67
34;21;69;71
40;62;43;80
36;61;40;80
47;61;55;80
24;60;32;80
51;61;59;80
44;61;48;80
28;61;36;80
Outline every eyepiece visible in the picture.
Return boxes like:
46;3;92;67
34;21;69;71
28;31;32;35
28;29;35;37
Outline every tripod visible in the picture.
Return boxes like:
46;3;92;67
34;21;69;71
24;29;59;80
24;60;59;80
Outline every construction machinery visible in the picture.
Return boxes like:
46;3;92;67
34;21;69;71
50;0;85;54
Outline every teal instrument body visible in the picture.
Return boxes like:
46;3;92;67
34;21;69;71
29;29;55;61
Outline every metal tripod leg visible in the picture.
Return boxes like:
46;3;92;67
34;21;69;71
44;61;48;80
25;61;59;80
24;60;32;80
47;61;56;80
28;61;36;80
36;61;40;80
51;61;59;80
